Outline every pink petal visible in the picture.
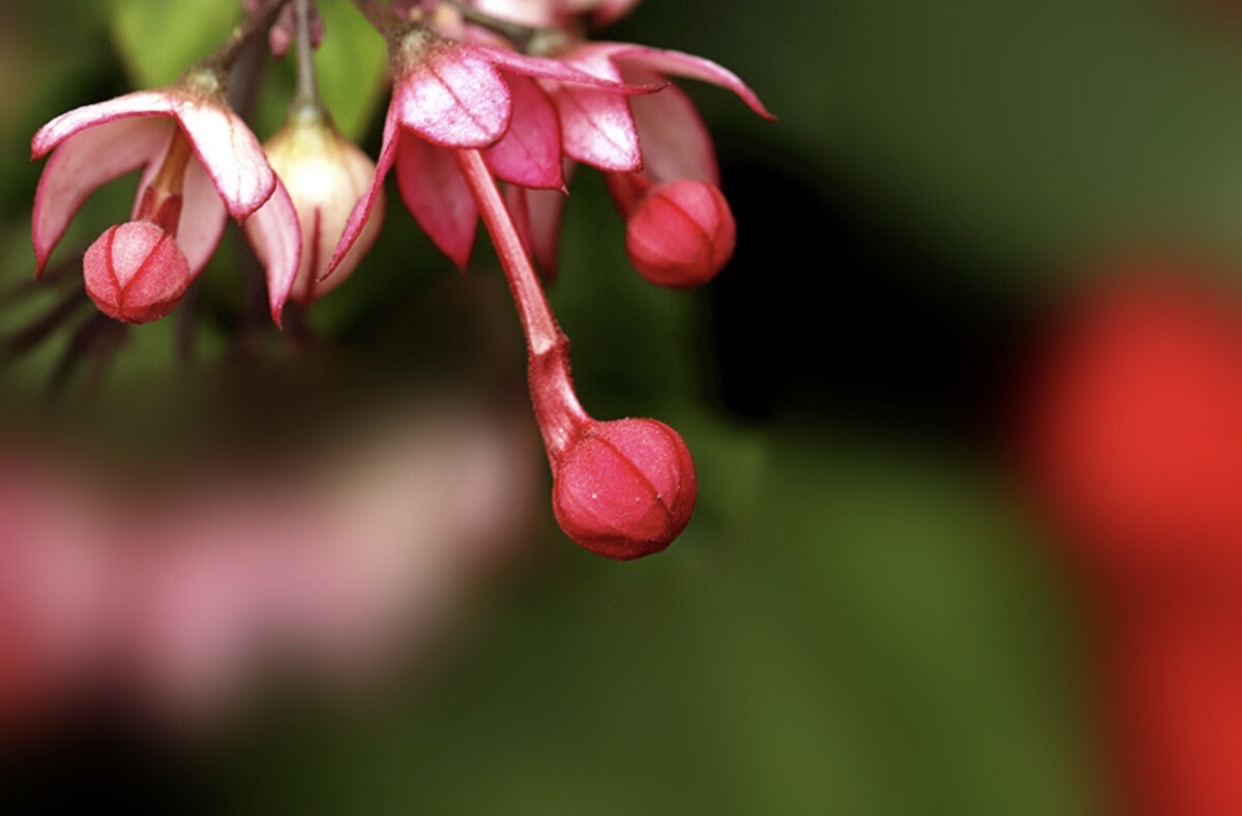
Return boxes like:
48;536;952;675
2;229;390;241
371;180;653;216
550;46;642;172
131;141;228;275
31;90;178;159
393;45;512;148
507;184;568;282
395;135;478;270
328;106;399;276
623;67;719;186
477;45;660;93
172;95;277;220
606;44;775;120
551;86;642;173
176;158;230;275
243;180;302;324
32;117;172;272
485;75;563;190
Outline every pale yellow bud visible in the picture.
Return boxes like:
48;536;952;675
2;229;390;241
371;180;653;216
260;107;384;307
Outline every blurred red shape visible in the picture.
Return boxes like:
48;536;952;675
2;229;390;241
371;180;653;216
1022;265;1242;584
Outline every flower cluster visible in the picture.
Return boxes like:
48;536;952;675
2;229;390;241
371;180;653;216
29;0;770;559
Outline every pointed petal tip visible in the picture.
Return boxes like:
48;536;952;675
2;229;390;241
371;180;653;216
611;44;776;120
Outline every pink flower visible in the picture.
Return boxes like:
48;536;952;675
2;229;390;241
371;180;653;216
31;68;301;324
329;27;652;272
517;43;773;282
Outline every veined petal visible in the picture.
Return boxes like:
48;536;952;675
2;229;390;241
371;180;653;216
477;45;660;93
552;85;642;173
606;44;775;120
243;180;302;324
32;116;172;272
31;89;178;159
172;95;277;220
328;105;399;275
395;136;478;270
551;46;641;172
486;75;563;190
624;67;718;186
394;46;511;147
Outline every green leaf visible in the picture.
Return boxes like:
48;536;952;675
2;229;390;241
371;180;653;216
111;0;239;88
313;0;389;141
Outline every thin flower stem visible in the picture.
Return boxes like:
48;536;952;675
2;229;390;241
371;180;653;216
455;149;589;462
293;0;321;108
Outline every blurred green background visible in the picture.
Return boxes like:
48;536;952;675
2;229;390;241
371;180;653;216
13;0;1242;812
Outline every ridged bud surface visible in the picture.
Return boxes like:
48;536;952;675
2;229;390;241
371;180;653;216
625;179;735;288
82;222;191;324
552;418;697;560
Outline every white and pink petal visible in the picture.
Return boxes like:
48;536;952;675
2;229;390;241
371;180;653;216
393;45;512;148
30;90;179;160
33;117;172;272
328;105;400;276
243;180;302;324
172;95;276;221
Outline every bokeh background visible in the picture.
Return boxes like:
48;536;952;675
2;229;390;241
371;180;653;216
10;0;1242;813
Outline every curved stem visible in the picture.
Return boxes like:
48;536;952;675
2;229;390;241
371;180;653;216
454;149;589;463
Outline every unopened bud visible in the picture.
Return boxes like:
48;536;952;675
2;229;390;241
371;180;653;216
254;108;383;306
625;179;735;288
83;221;191;324
552;418;697;560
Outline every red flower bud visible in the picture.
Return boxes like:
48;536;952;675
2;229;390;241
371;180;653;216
625;179;735;288
552;418;697;560
82;221;192;324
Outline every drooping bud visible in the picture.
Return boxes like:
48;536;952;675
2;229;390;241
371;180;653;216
552;418;697;560
252;106;383;306
82;221;192;324
624;179;735;288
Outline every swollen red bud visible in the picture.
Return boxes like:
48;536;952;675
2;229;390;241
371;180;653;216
82;221;191;324
552;418;697;560
254;108;383;306
625;179;735;288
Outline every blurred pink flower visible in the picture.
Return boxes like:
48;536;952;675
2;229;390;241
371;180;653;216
0;403;537;727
